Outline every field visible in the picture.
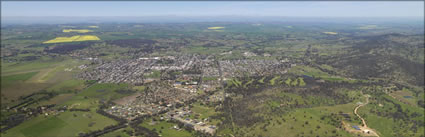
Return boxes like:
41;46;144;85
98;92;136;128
88;26;99;28
140;118;192;137
2;111;117;137
222;107;356;137
1;72;38;88
322;32;338;35
63;29;93;33
43;35;100;43
358;25;379;29
358;95;424;137
1;58;85;104
207;27;225;30
60;83;132;109
100;128;131;137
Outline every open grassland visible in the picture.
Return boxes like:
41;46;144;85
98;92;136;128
389;88;418;106
61;83;131;109
191;103;220;120
288;65;356;83
140;117;192;137
358;95;424;137
223;107;355;137
1;60;60;75
63;29;93;33
47;79;86;92
1;59;85;104
2;111;116;137
43;35;100;44
1;72;38;88
100;128;131;137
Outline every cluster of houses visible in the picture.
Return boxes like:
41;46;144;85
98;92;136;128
105;81;198;120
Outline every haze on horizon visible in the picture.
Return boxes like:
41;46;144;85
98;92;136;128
1;1;424;24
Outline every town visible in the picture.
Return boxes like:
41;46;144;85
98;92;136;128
75;53;295;134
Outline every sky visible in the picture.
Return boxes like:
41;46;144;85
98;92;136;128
1;1;424;18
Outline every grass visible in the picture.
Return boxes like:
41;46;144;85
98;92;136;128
61;83;131;109
132;86;146;91
191;103;219;120
43;35;100;43
358;95;424;137
285;78;292;86
203;77;218;81
298;77;306;86
1;59;60;75
3;111;117;137
38;93;74;106
1;59;85;104
46;79;86;91
63;29;93;33
140;118;192;137
269;76;280;85
20;117;67;137
389;88;417;106
228;107;355;137
1;71;38;88
258;76;266;84
289;65;355;83
101;128;131;137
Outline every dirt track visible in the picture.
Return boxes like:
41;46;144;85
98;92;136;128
352;95;380;137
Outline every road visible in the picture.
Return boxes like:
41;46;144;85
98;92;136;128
353;95;380;137
354;96;369;128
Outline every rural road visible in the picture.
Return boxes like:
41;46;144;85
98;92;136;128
354;95;380;137
354;96;369;128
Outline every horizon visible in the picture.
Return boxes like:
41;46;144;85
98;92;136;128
2;2;423;17
2;1;423;25
2;16;424;25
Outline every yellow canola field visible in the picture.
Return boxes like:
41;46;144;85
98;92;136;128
88;26;99;28
208;27;225;30
322;32;338;35
43;35;100;44
63;29;93;33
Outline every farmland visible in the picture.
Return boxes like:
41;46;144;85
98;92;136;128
322;31;338;35
43;35;100;43
207;26;225;30
63;29;93;33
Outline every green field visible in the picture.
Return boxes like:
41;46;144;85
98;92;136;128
2;111;117;137
140;118;192;137
1;72;38;88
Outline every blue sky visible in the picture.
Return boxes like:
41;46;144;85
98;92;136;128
2;1;424;17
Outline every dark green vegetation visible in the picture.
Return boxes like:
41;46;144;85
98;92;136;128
1;21;424;137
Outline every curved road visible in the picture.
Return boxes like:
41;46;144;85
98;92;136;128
353;95;380;137
354;96;369;128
